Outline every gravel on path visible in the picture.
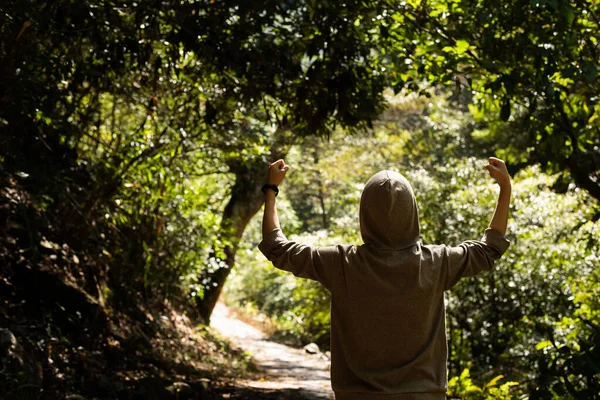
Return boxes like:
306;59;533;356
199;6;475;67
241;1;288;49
210;302;334;400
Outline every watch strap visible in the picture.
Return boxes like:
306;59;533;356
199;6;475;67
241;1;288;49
261;183;279;196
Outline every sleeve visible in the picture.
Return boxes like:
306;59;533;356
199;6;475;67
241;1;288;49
443;227;511;291
258;228;343;291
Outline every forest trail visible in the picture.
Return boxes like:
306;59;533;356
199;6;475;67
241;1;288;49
211;302;334;399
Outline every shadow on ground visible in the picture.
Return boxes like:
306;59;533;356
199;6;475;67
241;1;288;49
214;386;329;399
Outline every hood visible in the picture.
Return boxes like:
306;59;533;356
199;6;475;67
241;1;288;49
359;170;420;249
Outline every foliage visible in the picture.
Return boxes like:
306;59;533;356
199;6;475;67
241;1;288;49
0;0;394;312
383;0;600;199
448;368;522;400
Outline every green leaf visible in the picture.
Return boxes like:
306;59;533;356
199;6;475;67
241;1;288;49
455;40;470;54
407;0;422;7
459;368;470;379
485;374;505;388
536;340;553;350
564;5;575;25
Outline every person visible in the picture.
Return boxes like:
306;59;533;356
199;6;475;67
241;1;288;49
258;157;512;400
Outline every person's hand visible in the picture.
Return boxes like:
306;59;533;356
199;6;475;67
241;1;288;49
268;159;289;186
484;157;511;189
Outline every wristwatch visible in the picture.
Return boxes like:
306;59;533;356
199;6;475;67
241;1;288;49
261;183;279;196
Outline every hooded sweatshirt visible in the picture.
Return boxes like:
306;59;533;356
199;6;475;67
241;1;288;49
258;170;510;399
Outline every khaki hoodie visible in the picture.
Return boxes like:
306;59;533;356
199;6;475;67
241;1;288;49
258;170;510;399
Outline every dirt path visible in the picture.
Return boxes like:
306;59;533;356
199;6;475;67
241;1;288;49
210;302;334;399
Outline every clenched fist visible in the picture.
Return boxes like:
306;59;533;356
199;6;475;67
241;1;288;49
484;157;511;189
268;159;290;186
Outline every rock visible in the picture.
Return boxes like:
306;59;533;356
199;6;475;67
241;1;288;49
165;382;195;400
303;342;320;354
65;395;88;400
0;328;18;360
0;328;43;398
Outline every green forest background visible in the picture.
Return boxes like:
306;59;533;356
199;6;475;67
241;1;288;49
0;0;599;399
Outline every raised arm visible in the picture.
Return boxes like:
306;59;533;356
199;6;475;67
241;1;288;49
443;157;512;290
485;157;512;235
262;159;288;237
259;159;342;290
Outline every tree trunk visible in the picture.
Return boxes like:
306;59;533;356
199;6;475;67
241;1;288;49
196;131;290;322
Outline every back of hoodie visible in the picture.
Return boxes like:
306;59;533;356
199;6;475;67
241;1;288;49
259;170;510;399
